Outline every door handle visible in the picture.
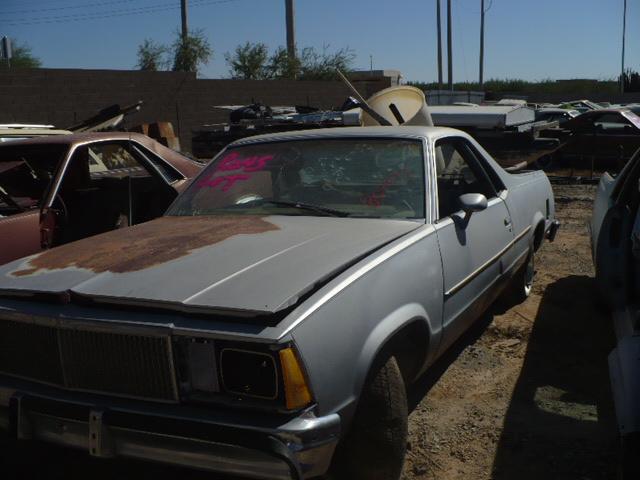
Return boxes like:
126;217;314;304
504;218;512;230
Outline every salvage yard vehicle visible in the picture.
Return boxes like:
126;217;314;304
590;149;640;479
534;107;580;126
0;126;559;479
538;108;640;174
0;132;202;265
0;124;72;143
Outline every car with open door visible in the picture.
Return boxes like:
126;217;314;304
591;148;640;478
0;126;558;479
0;132;202;265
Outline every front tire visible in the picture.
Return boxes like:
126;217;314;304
328;356;408;480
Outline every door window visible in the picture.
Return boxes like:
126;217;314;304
435;138;497;219
592;113;635;134
87;143;148;177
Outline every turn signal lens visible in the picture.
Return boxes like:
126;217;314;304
279;347;313;410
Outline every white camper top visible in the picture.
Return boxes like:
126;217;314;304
428;105;535;129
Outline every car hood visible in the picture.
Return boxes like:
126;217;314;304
0;215;421;315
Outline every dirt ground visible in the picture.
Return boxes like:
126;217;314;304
1;185;620;479
403;183;619;480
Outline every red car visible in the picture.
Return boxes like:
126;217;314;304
0;132;203;265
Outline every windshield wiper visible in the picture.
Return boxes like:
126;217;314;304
256;200;351;217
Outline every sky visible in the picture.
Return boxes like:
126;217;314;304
0;0;636;83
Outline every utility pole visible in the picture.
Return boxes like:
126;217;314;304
436;0;443;90
447;0;453;90
1;37;11;69
285;0;296;61
621;0;627;93
479;0;485;87
181;0;188;38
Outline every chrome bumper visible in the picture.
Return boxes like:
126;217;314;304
0;381;340;479
546;219;561;242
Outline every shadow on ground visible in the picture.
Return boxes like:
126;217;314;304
491;275;618;480
408;307;496;413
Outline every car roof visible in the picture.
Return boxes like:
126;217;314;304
580;108;631;115
538;108;573;113
229;125;463;146
0;131;152;147
0;127;72;136
0;131;196;171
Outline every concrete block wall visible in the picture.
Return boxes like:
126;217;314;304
0;68;390;154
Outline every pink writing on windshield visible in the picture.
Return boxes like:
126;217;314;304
197;152;275;191
216;152;274;173
197;174;251;192
363;169;412;207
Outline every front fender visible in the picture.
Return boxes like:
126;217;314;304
288;228;442;420
354;303;434;396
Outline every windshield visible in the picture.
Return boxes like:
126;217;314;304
168;138;425;219
0;144;67;214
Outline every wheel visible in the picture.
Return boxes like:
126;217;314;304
503;250;534;305
327;356;408;480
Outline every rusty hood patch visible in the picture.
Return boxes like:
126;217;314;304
13;215;278;276
0;215;421;314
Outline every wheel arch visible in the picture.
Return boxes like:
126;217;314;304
354;303;433;398
531;213;546;252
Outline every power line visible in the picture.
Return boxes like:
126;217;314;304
2;0;244;25
1;0;145;16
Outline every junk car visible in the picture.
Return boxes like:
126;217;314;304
0;126;558;479
0;132;202;265
538;108;640;174
0;124;72;143
534;108;580;126
590;148;640;478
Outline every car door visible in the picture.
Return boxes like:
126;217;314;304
41;141;178;248
563;115;597;165
433;136;514;352
592;112;640;171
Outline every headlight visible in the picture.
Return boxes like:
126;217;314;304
186;339;219;393
220;348;278;399
176;338;313;411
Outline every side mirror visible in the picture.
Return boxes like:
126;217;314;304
458;193;488;217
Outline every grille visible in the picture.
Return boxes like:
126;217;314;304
0;319;177;402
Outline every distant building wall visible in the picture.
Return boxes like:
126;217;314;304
0;68;390;154
495;92;640;104
426;90;486;105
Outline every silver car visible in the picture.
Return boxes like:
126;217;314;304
591;149;640;478
0;126;558;479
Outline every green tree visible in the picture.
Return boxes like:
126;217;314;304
225;42;270;79
172;29;212;75
266;46;301;79
297;45;355;80
136;39;168;71
1;40;41;68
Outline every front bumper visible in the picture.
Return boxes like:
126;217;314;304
0;378;340;480
545;219;561;242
